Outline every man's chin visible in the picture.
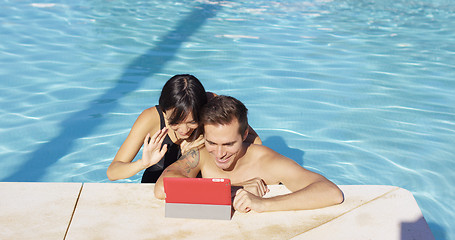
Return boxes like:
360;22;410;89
215;157;232;169
216;163;230;170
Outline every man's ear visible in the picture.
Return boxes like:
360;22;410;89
242;128;249;141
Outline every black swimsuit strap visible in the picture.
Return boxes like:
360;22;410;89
155;105;166;129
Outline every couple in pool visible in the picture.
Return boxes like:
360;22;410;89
107;74;343;213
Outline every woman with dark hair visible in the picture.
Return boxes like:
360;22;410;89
107;74;261;183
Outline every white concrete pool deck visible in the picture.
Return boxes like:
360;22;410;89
0;183;434;240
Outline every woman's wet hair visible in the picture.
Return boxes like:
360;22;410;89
159;74;207;127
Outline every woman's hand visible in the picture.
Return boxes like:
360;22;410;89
141;128;169;169
180;134;205;155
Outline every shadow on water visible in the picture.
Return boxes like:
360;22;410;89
425;222;445;240
262;136;305;166
401;217;442;240
3;2;223;182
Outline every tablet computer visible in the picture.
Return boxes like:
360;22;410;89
163;177;232;220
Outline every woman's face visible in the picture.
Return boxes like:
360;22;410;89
165;109;198;139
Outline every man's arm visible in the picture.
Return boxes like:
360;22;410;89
154;148;202;199
234;149;344;213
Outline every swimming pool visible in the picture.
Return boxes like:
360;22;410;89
1;0;454;239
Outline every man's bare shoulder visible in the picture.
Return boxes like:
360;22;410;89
244;143;301;171
244;143;279;159
239;144;289;185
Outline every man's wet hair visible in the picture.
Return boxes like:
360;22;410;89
200;95;248;135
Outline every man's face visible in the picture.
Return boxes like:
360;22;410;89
204;119;245;170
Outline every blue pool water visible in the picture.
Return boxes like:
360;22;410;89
1;0;454;238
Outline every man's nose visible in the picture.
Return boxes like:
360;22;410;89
215;146;225;158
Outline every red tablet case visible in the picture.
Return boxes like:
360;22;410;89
163;178;232;220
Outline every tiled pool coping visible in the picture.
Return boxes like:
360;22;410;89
0;183;434;240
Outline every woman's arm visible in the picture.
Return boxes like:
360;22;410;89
246;125;262;144
209;92;262;145
107;108;161;181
